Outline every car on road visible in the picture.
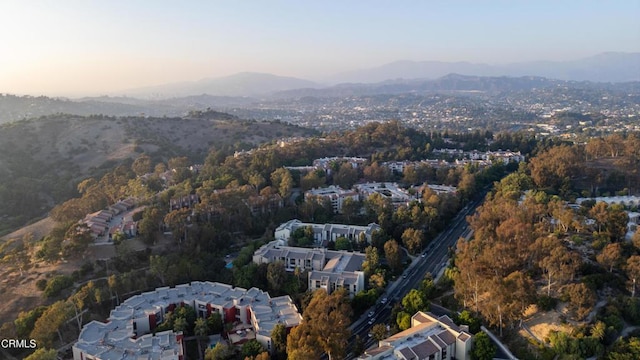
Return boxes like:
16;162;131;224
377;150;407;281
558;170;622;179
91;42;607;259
368;317;376;325
421;252;426;258
368;311;374;318
381;297;387;304
402;273;407;279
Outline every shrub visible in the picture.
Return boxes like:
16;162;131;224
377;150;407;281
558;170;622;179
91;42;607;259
43;275;74;298
35;279;47;291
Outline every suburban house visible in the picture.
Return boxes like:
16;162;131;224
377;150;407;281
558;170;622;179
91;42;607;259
358;311;473;360
253;241;366;297
305;185;360;213
73;282;302;360
274;219;380;247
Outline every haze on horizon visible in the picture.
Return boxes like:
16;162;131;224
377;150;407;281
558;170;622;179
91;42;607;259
1;0;638;97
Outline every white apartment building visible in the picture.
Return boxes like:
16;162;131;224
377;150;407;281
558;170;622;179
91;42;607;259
274;219;380;247
73;282;301;360
358;311;473;360
355;182;414;208
305;185;360;213
252;241;366;297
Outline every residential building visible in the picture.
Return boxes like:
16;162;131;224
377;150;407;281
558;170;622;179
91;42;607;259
73;282;302;360
169;194;200;212
274;219;380;247
313;156;367;170
305;185;359;213
358;311;473;360
252;241;366;297
355;182;414;208
575;195;640;207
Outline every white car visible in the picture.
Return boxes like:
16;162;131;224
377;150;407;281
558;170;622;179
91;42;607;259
368;311;375;318
368;317;376;325
381;297;387;304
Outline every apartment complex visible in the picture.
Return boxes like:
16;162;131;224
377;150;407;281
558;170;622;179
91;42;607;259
274;219;380;247
253;241;366;296
305;185;359;213
359;311;473;360
354;182;415;208
73;282;301;360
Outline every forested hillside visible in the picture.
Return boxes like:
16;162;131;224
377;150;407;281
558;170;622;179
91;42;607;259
452;133;640;359
0;111;315;234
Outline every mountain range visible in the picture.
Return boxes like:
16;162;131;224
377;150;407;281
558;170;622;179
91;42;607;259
116;52;639;98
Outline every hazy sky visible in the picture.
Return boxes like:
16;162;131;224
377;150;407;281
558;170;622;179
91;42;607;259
1;0;638;96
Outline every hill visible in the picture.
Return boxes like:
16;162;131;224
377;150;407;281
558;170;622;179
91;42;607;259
119;72;321;98
0;93;260;125
0;111;316;234
274;73;640;98
331;52;640;84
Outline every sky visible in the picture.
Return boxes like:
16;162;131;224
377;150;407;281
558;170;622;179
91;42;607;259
0;0;638;96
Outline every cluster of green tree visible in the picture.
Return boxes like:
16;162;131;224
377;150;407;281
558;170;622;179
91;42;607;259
34;222;93;263
204;339;269;360
393;274;437;331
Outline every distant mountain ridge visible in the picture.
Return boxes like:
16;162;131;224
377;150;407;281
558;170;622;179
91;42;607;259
331;52;640;84
120;72;320;98
273;73;640;98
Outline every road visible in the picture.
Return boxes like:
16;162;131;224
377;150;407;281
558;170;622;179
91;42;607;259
344;197;483;358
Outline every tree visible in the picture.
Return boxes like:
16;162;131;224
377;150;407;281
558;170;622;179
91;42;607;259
396;311;411;331
333;162;358;189
267;261;287;293
607;204;630;242
627;255;640;297
194;317;209;337
564;282;596;321
455;310;482;334
340;197;360;222
597;243;623;273
31;300;72;347
138;206;164;245
132;154;152;176
369;273;386;290
150;255;171;286
334;236;350;251
384;240;402;274
589;201;610;232
539;243;579;296
271;323;288;360
362;246;380;276
14;306;47;338
251;352;271;360
402;289;428;315
24;348;58;360
287;324;321;360
300;170;325;191
287;289;352;360
371;323;388;341
207;312;223;334
173;316;188;334
270;168;293;199
471;332;496;360
241;339;265;359
205;342;234;360
401;228;423;255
